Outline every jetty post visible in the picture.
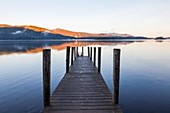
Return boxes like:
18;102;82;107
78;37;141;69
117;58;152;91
73;47;75;60
90;47;92;60
74;47;77;60
76;47;78;57
71;47;74;65
88;47;90;57
94;47;96;66
82;47;84;56
98;47;101;73
66;46;70;73
113;49;121;104
43;49;51;106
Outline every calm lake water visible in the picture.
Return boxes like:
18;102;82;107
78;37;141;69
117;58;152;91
0;40;170;113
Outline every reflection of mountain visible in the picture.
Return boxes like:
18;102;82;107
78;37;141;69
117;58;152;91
0;24;149;39
0;41;134;55
51;41;132;50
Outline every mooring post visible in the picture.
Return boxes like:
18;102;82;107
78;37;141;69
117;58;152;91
98;47;101;73
77;47;79;57
94;47;96;66
74;47;77;60
43;49;51;106
71;47;74;65
82;47;84;56
72;47;75;60
88;47;90;57
90;47;92;60
66;46;70;73
113;49;121;104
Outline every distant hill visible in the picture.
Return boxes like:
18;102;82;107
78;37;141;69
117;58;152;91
154;36;170;40
50;28;133;38
0;26;72;40
0;24;133;38
0;24;149;40
18;25;48;32
0;24;12;27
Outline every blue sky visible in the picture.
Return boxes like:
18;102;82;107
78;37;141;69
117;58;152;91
1;0;170;37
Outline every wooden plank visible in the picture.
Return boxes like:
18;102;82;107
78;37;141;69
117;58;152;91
42;56;122;113
42;110;118;113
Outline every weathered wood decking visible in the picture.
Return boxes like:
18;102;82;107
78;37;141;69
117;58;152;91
42;56;122;113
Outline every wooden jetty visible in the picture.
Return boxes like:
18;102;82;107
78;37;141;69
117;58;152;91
42;47;123;113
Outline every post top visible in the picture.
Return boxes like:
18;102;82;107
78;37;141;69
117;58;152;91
114;48;121;51
43;49;51;52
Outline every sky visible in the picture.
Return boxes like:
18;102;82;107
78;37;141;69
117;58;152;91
1;0;170;37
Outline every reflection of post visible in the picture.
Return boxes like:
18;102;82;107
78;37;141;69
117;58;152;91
90;47;92;60
113;49;121;104
82;47;84;56
98;47;101;73
66;46;70;73
43;49;51;106
71;47;74;65
88;47;90;57
94;47;96;66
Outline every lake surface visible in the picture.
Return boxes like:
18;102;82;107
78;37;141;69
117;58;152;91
0;40;170;113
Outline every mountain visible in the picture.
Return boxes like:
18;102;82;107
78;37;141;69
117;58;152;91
0;24;149;40
0;24;73;40
0;24;133;38
0;24;12;27
51;28;82;38
18;25;48;32
50;28;132;38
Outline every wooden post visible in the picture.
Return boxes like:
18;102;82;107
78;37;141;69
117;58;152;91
90;47;92;60
82;47;84;56
66;46;70;73
74;47;77;60
77;47;79;57
94;47;96;66
71;47;74;65
43;49;51;106
72;47;75;60
88;47;90;57
113;49;121;104
98;47;101;73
